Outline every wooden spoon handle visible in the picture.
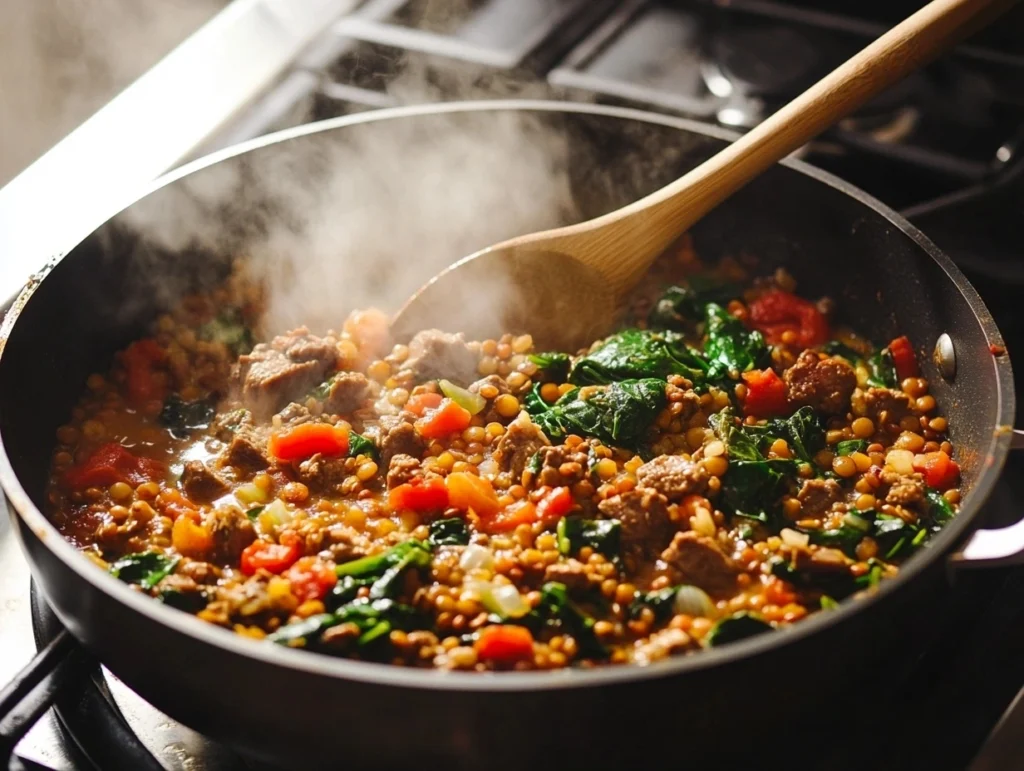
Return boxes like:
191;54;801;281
555;0;1019;296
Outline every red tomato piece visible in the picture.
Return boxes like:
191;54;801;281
415;398;472;439
536;486;574;525
240;532;302;576
388;476;450;512
405;392;443;417
479;500;537;533
474;625;535;662
268;423;349;462
748;289;829;347
62;442;166;490
913;451;960;490
741;368;789;417
888;336;918;381
765;576;797;606
285;556;338;602
122;338;167;405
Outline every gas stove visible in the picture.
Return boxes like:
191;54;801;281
2;0;1024;769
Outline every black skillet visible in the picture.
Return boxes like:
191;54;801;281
0;101;1019;769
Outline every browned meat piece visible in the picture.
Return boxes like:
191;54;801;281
387;454;424;489
544;559;594;592
402;329;479;385
864;388;914;424
494;412;551;482
212;408;253;441
792;547;851;573
632;628;693;664
599;488;673;561
275;402;313;427
536;444;589;488
797;478;842;517
469;375;511;396
784;350;857;415
154;572;201;596
322;372;372;415
322;524;369;563
881;469;926;506
297;453;350;493
153;573;209;611
177;558;220;584
635;455;709;501
377;416;426;467
665;383;702;422
232;327;339;419
210;575;285;620
206;506;257;563
660;531;740;597
221;430;269;473
180;461;230;502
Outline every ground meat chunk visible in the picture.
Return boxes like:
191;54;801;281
469;375;511;396
297;453;350;493
275;402;313;427
881;469;926;506
494;411;551;482
321;524;369;563
660;531;740;597
632;628;693;664
864;387;915;424
784;350;857;415
220;430;269;473
402;329;479;385
635;455;709;501
599;488;674;561
387;454;424;489
177;559;220;584
535;444;589;488
205;506;257;563
180;461;230;502
792;546;851;573
232;327;339;419
797;478;843;517
322;372;372;415
377;416;426;467
544;559;594;592
153;573;208;612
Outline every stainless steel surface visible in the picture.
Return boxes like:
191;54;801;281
0;0;358;310
935;332;957;379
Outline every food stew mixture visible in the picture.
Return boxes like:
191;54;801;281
46;245;962;671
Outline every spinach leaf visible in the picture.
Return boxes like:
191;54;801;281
872;514;924;559
568;329;708;386
822;341;865;362
108;552;179;590
868;348;898;388
925;487;955;525
705;611;773;647
528;352;572;382
159;395;216;440
525;379;666;450
525;451;544;477
329;575;376;608
159;588;208;613
535;582;607;659
556;516;621;558
709;409;763;463
428;518;470;547
268;598;426;649
198;308;253;356
750;406;825;464
704;303;769;382
647;278;742;329
335;539;432;601
348;431;377;460
628;586;678;621
245;505;265;521
836;439;868;456
802;525;866;555
820;595;839;611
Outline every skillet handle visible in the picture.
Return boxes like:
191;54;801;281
949;430;1024;568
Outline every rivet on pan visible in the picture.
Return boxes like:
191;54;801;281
934;333;956;380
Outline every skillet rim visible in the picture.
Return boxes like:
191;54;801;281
0;98;1015;692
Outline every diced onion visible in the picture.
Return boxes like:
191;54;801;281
885;449;915;476
235;483;268;505
842;513;871;532
261;499;293;528
439;379;486;415
780;528;810;548
690;507;716;537
459;544;495;572
489;584;530;619
673;585;716;618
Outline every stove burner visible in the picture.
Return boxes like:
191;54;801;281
708;24;829;97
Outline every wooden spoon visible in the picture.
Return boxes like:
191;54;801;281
392;0;1017;351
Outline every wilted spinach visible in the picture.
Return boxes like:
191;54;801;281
556;516;621;558
268;598;426;649
647;277;742;329
533;582;607;659
528;352;572;382
568;329;708;386
108;552;179;590
428;518;470;547
703;303;769;382
836;439;868;456
628;586;679;621
822;340;896;388
159;395;216;440
746;406;825;464
335;539;432;601
348;431;377;460
925;487;955;525
705;611;773;647
198;308;253;356
525;379;666;450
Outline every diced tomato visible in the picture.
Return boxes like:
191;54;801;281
748;289;829;347
62;442;166;491
415;398;472;439
388;476;450;512
479;500;537;533
765;576;798;606
268;423;349;462
405;392;443;417
474;625;535;662
122;338;167;405
888;336;918;381
741;368;789;417
240;532;302;575
285;556;338;602
536;486;574;525
913;450;960;490
446;472;501;518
